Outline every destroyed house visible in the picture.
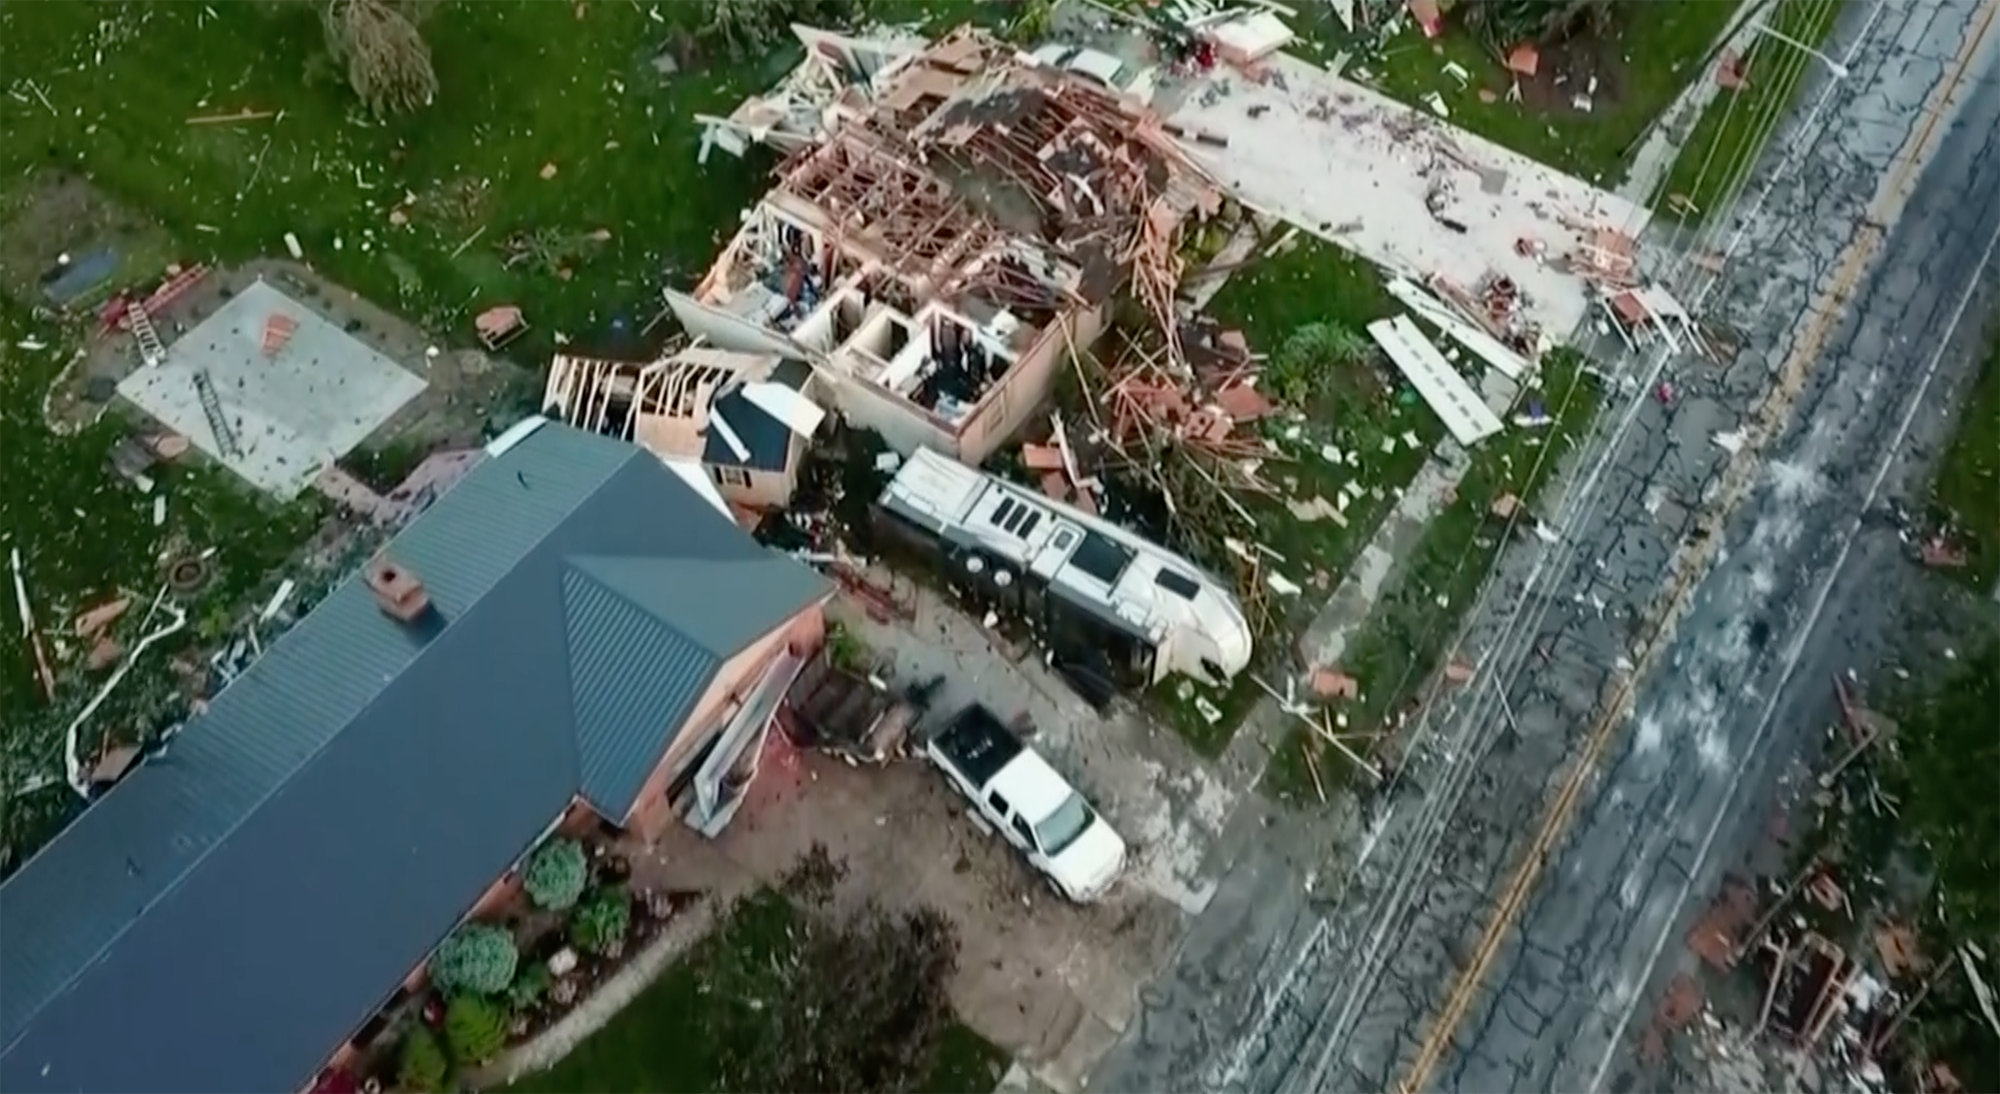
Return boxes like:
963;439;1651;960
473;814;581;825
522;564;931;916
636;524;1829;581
669;26;1218;468
543;347;827;510
876;446;1251;693
0;420;832;1094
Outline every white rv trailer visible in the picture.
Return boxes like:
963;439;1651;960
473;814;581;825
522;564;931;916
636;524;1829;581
875;447;1252;694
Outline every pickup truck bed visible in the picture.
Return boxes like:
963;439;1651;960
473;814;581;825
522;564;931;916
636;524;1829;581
929;703;1025;791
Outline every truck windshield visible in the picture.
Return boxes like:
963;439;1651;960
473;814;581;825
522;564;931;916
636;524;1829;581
1036;795;1095;856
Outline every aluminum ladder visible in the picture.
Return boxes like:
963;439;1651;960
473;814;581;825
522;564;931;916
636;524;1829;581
192;369;242;457
128;302;167;366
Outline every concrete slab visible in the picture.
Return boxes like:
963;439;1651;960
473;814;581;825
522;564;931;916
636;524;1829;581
1168;54;1651;337
117;278;427;499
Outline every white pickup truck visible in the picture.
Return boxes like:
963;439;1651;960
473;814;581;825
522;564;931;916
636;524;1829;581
925;704;1127;902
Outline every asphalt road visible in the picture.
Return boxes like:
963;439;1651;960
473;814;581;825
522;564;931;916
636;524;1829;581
1090;1;2000;1089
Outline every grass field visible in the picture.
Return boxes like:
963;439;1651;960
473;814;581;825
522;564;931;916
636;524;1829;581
0;0;999;851
1291;0;1745;183
503;889;1007;1094
1927;324;2000;590
1153;233;1439;755
1658;0;1845;221
1265;349;1602;801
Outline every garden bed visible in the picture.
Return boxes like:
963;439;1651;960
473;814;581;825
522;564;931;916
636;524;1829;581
375;839;705;1094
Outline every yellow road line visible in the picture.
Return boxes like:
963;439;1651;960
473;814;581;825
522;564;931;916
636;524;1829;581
1394;3;1999;1089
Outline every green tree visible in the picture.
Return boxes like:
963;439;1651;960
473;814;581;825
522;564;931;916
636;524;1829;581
429;923;518;996
523;838;589;911
1461;0;1616;50
395;1026;450;1093
569;887;632;956
444;993;507;1065
715;848;963;1092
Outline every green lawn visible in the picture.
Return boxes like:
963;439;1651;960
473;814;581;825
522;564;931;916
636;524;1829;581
0;1;996;859
1264;349;1601;801
502;890;1007;1094
1927;325;2000;590
1659;0;1845;221
1290;0;1745;183
1154;233;1441;755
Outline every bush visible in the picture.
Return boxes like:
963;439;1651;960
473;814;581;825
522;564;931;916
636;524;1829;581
569;888;632;957
429;923;518;996
395;1026;449;1093
1269;321;1373;406
444;993;507;1065
506;961;552;1013
523;838;589;911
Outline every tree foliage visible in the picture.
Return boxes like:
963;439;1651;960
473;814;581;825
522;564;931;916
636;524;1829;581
444;993;507;1064
569;887;632;956
715;845;962;1093
321;0;438;116
395;1025;450;1093
1268;321;1373;406
523;838;589;911
1460;0;1616;51
693;0;866;62
429;923;519;996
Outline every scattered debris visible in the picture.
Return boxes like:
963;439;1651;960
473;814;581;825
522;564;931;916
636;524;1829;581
11;548;57;702
1310;667;1359;700
72;597;131;638
1717;49;1751;90
475;305;528;351
1405;0;1443;38
1367;317;1504;446
185;107;276;125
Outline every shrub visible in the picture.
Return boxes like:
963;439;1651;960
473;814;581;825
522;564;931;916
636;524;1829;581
569;888;632;957
505;961;552;1013
1269;321;1373;406
523;838;589;911
395;1026;449;1093
429;923;518;996
444;993;507;1065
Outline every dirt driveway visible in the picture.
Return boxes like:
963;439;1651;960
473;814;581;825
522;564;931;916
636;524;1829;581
633;581;1249;1092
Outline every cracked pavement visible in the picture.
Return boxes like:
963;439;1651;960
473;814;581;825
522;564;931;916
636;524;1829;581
1090;2;2000;1090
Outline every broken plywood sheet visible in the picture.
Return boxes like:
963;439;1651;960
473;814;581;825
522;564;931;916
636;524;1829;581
1387;277;1535;379
740;380;827;438
664;289;805;359
1368;316;1503;446
1168;53;1650;337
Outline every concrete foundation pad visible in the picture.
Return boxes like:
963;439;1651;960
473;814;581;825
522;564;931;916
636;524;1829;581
118;278;427;499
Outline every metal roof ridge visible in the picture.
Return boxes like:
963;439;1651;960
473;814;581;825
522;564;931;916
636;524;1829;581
0;438;639;1055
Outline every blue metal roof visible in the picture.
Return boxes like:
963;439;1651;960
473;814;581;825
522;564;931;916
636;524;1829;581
0;420;830;1094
